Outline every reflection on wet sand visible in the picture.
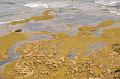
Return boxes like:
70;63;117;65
0;32;28;61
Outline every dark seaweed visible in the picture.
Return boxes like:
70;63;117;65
112;43;120;54
15;29;22;32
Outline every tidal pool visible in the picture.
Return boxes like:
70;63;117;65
0;41;24;66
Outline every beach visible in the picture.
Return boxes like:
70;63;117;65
0;0;120;79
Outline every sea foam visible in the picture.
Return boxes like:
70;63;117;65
23;2;48;8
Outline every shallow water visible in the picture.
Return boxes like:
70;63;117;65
0;41;22;66
0;34;53;67
0;0;120;22
0;1;120;78
66;52;76;60
0;0;120;37
85;42;105;55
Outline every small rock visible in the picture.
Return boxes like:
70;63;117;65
15;29;22;32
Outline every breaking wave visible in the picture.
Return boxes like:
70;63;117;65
23;2;49;8
109;10;120;15
95;0;120;16
0;22;8;25
95;0;120;7
23;1;71;8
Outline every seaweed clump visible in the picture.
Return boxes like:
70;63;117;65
15;29;22;32
112;43;120;54
113;68;120;79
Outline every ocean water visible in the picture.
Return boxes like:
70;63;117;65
0;0;119;37
0;0;120;23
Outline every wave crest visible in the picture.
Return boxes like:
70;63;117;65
95;0;120;7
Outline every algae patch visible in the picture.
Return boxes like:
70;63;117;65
96;20;114;28
112;43;120;54
1;20;120;79
8;10;55;25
